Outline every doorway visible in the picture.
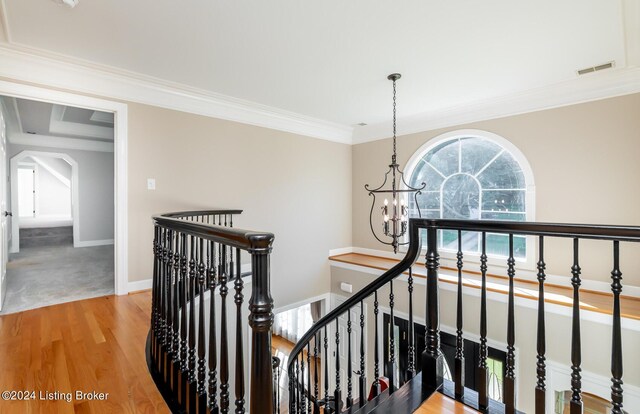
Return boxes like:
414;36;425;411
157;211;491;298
0;82;128;313
10;150;80;251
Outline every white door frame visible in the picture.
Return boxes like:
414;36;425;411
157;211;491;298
0;80;128;295
10;151;79;251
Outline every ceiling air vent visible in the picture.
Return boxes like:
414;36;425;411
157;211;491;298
577;61;615;76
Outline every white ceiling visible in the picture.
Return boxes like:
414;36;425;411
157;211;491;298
1;0;638;140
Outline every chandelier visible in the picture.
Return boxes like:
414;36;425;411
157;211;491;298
364;73;425;253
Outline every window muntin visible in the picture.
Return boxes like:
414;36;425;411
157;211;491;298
408;136;529;259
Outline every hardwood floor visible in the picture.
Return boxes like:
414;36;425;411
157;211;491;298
414;392;480;414
0;292;169;413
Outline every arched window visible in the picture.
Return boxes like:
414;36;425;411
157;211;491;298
406;130;534;260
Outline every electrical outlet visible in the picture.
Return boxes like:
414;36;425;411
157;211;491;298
147;178;156;190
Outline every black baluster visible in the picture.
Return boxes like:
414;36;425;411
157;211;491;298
407;267;416;379
234;248;245;414
423;225;444;392
536;236;546;414
172;230;181;387
207;241;219;413
159;228;168;374
220;245;230;414
389;280;396;394
373;291;380;396
324;326;330;413
455;230;464;400
359;301;367;408
478;232;489;410
158;227;166;369
288;372;295;414
307;342;312;414
275;356;281;414
188;236;197;412
570;238;582;414
505;234;516;414
179;233;188;408
301;347;307;414
151;226;160;361
314;332;319;414
334;318;342;412
197;238;207;412
295;357;300;414
611;241;624;413
154;225;163;364
346;311;353;408
166;230;174;365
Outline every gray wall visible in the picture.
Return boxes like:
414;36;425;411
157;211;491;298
8;144;114;242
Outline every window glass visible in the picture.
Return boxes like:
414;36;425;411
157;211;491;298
408;136;529;258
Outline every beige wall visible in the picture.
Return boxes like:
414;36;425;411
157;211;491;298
353;93;640;286
331;266;640;413
128;103;352;306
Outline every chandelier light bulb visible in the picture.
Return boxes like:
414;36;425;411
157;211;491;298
393;198;397;206
384;215;389;222
384;198;388;206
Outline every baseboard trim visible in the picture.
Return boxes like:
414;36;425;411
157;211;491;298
128;279;152;293
75;239;114;248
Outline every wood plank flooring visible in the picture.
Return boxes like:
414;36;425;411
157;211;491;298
0;292;169;413
330;253;640;320
414;392;480;414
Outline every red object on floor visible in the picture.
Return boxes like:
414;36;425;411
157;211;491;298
368;377;389;401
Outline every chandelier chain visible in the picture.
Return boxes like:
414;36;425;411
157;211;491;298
392;78;397;164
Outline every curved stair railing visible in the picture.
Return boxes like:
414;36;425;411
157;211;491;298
147;209;276;414
287;218;639;414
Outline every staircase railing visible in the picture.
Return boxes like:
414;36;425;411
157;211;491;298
147;209;275;414
287;218;639;414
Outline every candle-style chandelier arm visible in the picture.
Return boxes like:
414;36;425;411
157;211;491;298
366;191;396;246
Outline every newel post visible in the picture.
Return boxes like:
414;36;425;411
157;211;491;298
422;224;444;392
248;233;275;414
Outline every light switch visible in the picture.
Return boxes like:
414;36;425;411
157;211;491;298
147;178;156;190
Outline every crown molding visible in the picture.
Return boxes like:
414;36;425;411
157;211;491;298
0;44;353;144
352;66;640;144
2;44;639;147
